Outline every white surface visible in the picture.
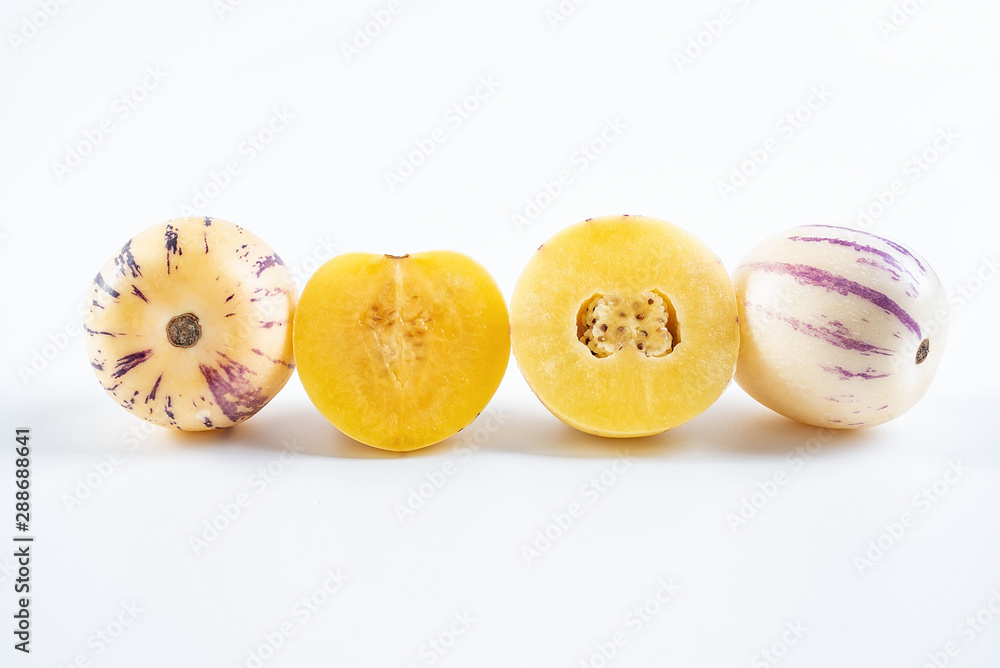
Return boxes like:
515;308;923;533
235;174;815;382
1;1;999;666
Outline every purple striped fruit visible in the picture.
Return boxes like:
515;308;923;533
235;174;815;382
85;217;297;430
734;225;947;428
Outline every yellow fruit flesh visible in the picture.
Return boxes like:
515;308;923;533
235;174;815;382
85;217;297;430
293;251;510;451
510;215;739;437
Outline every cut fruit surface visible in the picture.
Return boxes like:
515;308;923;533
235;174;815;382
85;217;297;430
293;251;510;451
510;215;739;437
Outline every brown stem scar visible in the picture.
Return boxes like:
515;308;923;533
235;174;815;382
167;313;201;348
915;338;930;364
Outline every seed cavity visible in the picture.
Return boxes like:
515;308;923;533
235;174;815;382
577;291;680;358
915;338;930;364
167;313;202;348
368;298;430;386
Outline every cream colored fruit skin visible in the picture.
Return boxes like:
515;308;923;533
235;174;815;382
734;225;948;428
85;217;297;431
510;215;740;438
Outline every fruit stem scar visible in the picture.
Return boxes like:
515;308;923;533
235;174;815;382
167;313;202;348
385;254;410;259
915;338;930;364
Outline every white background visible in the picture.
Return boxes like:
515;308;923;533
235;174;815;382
2;0;999;666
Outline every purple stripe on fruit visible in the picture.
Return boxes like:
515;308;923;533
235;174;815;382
808;225;927;272
747;261;921;337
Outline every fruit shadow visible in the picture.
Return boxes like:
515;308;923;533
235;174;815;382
223;408;405;459
223;395;874;461
224;405;573;460
485;397;875;460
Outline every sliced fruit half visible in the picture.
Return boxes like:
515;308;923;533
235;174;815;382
510;215;739;437
293;251;510;451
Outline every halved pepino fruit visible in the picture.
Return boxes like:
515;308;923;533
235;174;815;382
293;251;510;452
510;215;740;437
85;217;297;430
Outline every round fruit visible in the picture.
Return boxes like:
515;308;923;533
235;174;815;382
293;251;509;452
85;217;297;430
734;224;948;428
510;215;740;437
